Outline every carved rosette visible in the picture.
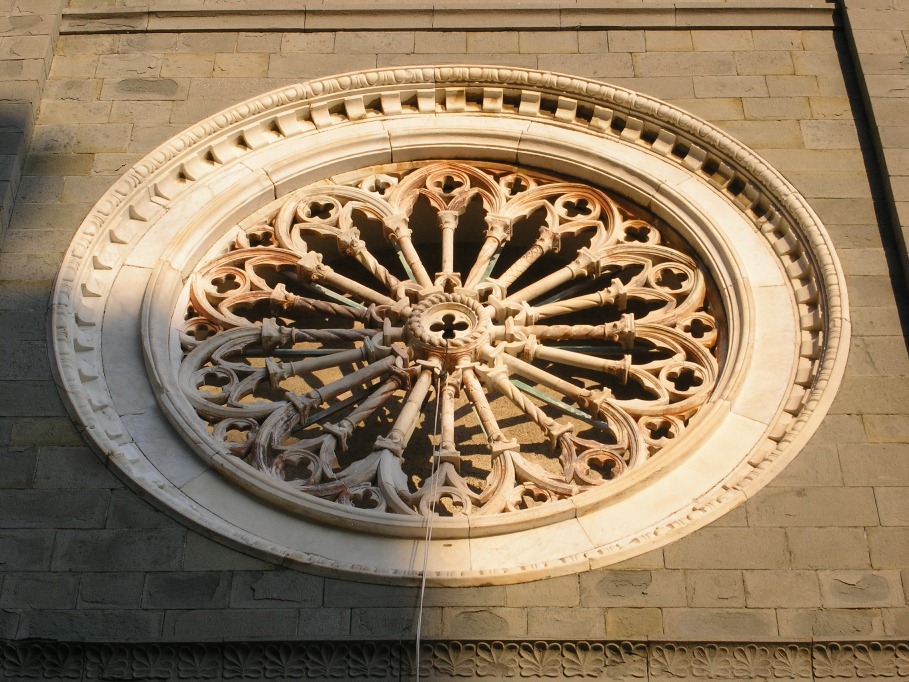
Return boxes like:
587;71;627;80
178;161;719;518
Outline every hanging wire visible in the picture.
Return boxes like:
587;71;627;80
414;342;447;679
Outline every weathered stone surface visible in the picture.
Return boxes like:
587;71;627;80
143;572;231;609
0;612;18;640
297;607;351;638
423;584;507;608
527;607;606;638
162;609;296;641
466;32;518;54
96;53;161;79
580;570;687;607
788;528;871;569
19;609;164;641
213;53;268;77
736;51;794;75
744;570;822;608
577;31;609;54
118;33;176;54
608;30;645;52
644;30;693;52
51;530;186;572
777;608;885;637
665;529;789;569
0;530;54;570
182;532;271;571
267;54;374;79
685;570;745;607
414;31;465;54
767;74;820;97
8;419;82;449
801;119;862;149
0;489;109;528
693;75;768;97
0;251;64;280
692;29;754;51
441;607;525;639
324;580;418;609
105;490;175;528
0;572;79;608
232;570;322;608
768;443;843;487
352;606;442;638
100;77;187;100
505;574;578;607
33;446;119;489
44;79;101;101
633;51;736;76
237;32;282;53
0;446;36;488
868;528;909;568
662;609;778;638
864;414;909;442
883;607;909;635
520;30;577;54
674;97;744;121
717;119;804;148
79;572;144;609
176;32;237;53
742;96;810;120
280;32;335;54
875;487;909;525
161;54;214;78
538;53;634;78
818;570;905;607
840;443;909;485
14;174;61;202
605;607;662;637
747;487;879;526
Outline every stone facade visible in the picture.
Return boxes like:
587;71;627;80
1;0;909;679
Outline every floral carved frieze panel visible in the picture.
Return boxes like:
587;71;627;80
178;161;719;522
6;640;909;680
51;67;849;583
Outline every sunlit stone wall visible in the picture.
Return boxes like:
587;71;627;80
1;0;908;678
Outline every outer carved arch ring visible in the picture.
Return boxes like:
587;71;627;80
49;66;849;585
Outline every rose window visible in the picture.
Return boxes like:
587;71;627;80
179;161;720;519
51;68;849;582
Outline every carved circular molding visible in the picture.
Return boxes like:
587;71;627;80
50;66;850;585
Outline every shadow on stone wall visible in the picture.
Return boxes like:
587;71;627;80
0;101;35;239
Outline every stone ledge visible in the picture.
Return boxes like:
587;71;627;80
1;639;907;679
60;2;837;34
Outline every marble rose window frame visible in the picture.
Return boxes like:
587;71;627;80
49;66;850;585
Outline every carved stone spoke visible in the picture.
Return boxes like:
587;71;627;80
177;161;721;518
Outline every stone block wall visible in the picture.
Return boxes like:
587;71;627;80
0;0;64;238
1;1;909;678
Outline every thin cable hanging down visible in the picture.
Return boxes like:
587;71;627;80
414;340;448;678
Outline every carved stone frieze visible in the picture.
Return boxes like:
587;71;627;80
50;66;850;583
4;640;908;679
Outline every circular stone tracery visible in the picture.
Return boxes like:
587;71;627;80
49;66;850;583
177;161;719;521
